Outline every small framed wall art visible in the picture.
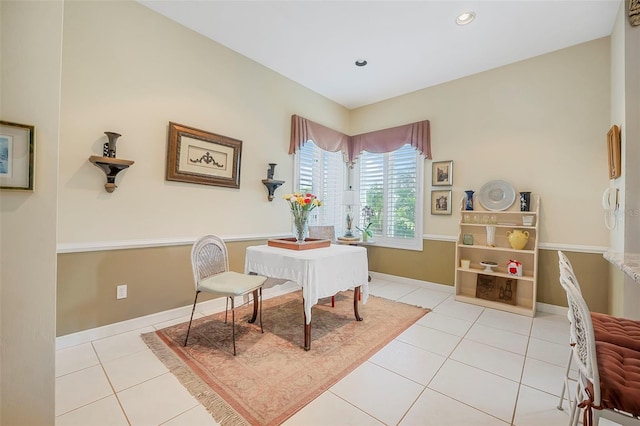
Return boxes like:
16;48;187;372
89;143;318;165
0;120;35;191
166;122;242;188
431;190;452;215
432;160;453;186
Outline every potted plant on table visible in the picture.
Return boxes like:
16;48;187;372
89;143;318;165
356;205;376;242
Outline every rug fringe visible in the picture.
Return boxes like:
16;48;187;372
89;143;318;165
142;332;250;426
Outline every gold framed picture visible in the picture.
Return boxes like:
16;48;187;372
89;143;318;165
166;122;242;188
0;120;35;191
607;124;621;180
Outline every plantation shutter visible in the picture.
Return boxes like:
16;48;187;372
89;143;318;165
387;145;417;239
297;142;345;232
357;144;421;247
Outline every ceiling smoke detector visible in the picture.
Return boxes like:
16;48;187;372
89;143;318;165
355;59;368;67
456;12;476;25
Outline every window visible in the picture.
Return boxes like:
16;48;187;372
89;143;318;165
355;145;424;250
295;141;424;250
294;141;346;234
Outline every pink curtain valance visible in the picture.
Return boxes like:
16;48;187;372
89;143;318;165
289;114;351;160
289;114;431;166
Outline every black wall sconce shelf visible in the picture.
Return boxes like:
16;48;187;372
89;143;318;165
262;163;284;201
89;132;134;193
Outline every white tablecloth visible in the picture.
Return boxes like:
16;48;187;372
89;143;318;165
244;244;369;323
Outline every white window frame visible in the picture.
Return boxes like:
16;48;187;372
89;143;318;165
295;143;424;250
293;142;347;235
352;146;424;251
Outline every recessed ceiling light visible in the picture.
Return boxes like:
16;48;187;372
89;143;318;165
456;11;476;25
355;59;368;67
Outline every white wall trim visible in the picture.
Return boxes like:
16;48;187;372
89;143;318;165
536;301;569;316
58;234;607;254
56;233;290;253
423;233;458;242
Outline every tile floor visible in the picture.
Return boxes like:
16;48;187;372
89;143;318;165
55;276;621;426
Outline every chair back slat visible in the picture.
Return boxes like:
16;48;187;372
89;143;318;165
191;235;229;289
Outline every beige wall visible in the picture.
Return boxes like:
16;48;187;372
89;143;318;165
58;1;349;245
1;1;62;424
351;38;611;248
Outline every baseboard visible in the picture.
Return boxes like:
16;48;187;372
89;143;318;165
536;301;568;316
368;271;455;293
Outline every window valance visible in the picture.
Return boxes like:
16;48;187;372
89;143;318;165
289;114;431;166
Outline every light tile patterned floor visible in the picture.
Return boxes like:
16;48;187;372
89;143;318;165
55;276;621;425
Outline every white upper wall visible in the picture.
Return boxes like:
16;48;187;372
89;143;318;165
58;0;349;245
351;37;611;248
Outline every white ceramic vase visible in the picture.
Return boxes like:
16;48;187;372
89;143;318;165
486;225;496;247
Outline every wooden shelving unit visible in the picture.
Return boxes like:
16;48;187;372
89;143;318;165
454;195;540;317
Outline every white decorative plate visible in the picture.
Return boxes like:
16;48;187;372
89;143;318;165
477;180;516;211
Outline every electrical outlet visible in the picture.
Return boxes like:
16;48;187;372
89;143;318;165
116;284;127;299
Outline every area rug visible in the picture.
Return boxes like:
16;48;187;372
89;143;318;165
142;290;429;426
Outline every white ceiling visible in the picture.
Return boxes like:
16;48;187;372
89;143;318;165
139;0;621;109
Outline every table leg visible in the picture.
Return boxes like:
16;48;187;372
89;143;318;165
303;303;311;351
248;288;259;324
354;285;363;321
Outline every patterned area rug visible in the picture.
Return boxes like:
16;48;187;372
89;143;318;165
142;290;429;425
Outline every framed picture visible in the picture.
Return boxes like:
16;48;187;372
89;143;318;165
432;160;453;186
607;125;621;180
475;274;517;305
166;122;242;188
431;190;452;215
0;120;35;191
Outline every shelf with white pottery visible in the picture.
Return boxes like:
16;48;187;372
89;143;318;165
454;195;540;317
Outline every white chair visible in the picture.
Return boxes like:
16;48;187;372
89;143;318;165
184;235;267;355
560;266;640;426
557;251;640;413
557;250;581;411
308;225;336;242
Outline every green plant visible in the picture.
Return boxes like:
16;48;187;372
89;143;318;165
356;222;373;238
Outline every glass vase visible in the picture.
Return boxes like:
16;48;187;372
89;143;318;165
293;210;310;243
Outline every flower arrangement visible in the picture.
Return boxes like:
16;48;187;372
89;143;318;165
283;192;322;242
283;192;322;213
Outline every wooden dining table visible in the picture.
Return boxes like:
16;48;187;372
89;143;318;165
244;243;369;350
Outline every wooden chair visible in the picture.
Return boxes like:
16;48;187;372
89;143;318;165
184;235;267;355
559;261;640;426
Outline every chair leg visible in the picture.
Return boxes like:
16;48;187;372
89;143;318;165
224;297;229;324
331;295;335;307
230;296;236;356
184;291;200;346
558;348;573;410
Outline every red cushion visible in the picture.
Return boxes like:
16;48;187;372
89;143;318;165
591;312;640;352
596;341;640;417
